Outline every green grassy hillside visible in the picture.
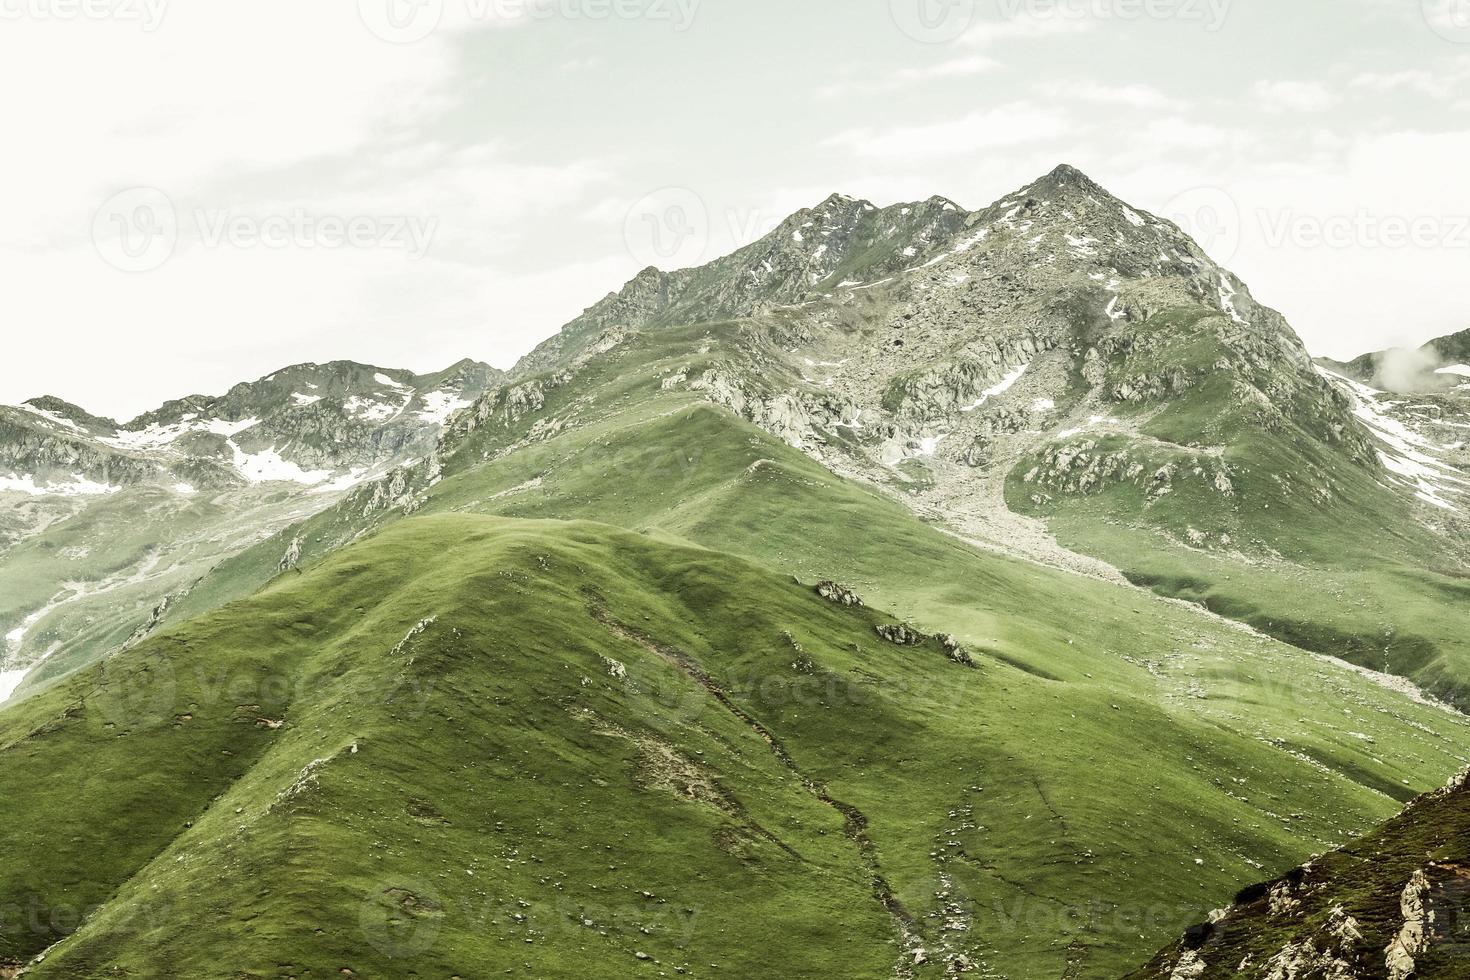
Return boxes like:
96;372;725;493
5;328;1469;976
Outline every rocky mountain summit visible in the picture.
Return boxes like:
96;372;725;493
516;191;972;375
521;165;1414;566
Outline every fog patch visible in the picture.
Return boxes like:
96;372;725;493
1374;346;1445;393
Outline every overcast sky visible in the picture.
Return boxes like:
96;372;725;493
3;0;1467;419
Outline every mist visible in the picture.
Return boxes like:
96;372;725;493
1374;344;1444;392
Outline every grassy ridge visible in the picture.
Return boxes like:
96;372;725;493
4;513;1467;977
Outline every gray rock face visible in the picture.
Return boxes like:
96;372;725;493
518;194;971;375
875;623;925;646
940;635;975;668
814;581;864;607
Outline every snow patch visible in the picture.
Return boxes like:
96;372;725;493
103;415;260;450
1317;366;1467;512
417;390;473;425
918;435;946;456
17;404;84;432
962;362;1030;412
344;397;400;423
0;473;122;497
0;666;28;704
1217;274;1248;325
228;441;334;486
309;468;371;495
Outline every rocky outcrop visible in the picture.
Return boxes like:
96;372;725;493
814;581;863;606
1022;441;1236;512
940;635;976;668
875;623;926;646
1134;768;1470;979
1385;869;1433;980
278;536;303;573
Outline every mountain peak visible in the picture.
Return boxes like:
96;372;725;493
1019;163;1112;203
1045;162;1092;182
19;396;119;432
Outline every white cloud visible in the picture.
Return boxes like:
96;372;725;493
1253;80;1340;113
818;55;997;100
1137;117;1241;149
1040;81;1184;111
0;2;612;418
823;103;1073;161
0;5;472;250
960;12;1096;46
1350;57;1470;99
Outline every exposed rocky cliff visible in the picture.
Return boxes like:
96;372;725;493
1131;770;1470;979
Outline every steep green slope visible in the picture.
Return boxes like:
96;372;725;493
1;516;920;977
31;322;1470;977
3;514;1467;979
1131;770;1470;979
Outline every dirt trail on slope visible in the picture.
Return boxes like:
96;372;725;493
587;602;927;978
